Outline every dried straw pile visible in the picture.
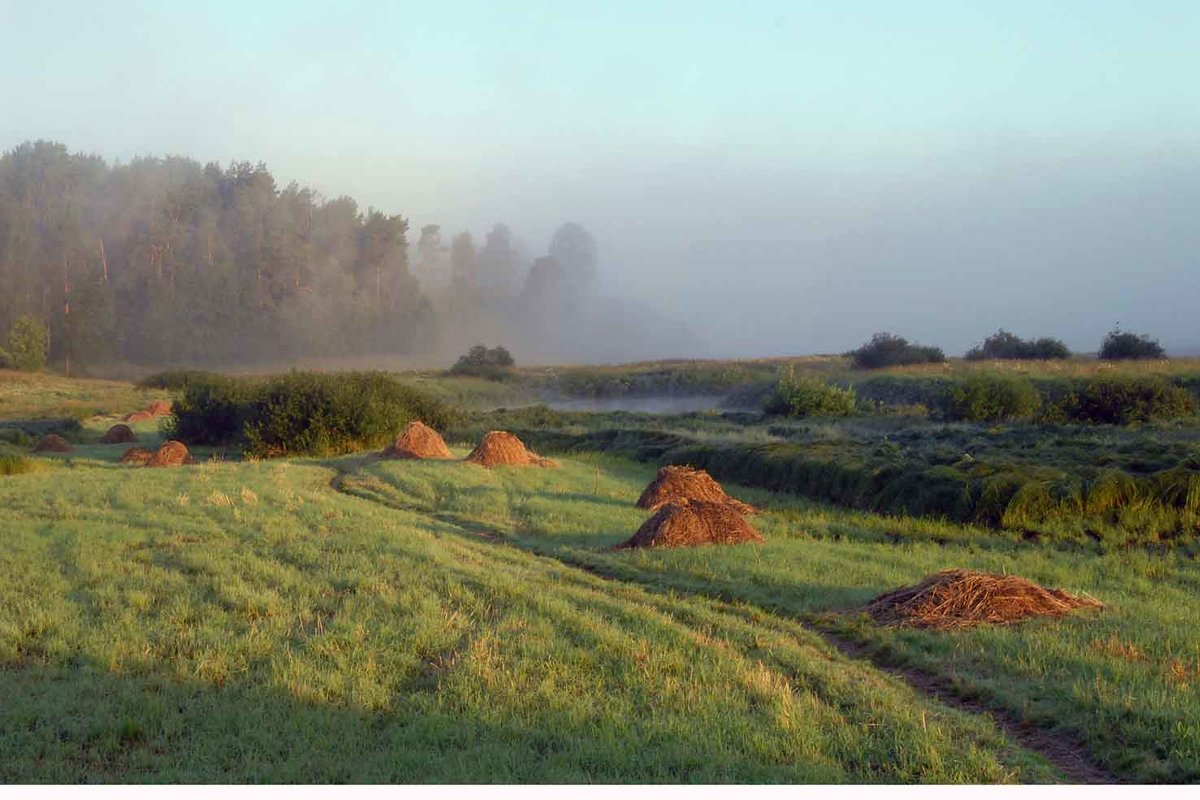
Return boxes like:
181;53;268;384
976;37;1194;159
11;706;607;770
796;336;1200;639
119;447;154;465
122;411;155;423
381;421;452;460
146;440;193;467
147;400;173;416
464;431;557;468
619;499;763;549
33;434;73;453
101;424;137;444
866;569;1103;630
636;465;756;514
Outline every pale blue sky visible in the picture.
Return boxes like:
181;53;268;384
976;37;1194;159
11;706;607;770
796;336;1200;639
2;1;1198;356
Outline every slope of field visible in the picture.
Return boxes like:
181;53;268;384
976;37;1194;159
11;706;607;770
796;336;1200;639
0;455;1053;782
342;455;1200;782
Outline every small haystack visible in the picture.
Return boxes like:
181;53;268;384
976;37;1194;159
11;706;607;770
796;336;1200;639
636;465;756;514
33;433;73;453
619;499;763;549
101;424;138;444
123;410;155;423
866;569;1104;630
147;400;173;417
464;431;557;468
119;447;153;466
381;421;452;460
146;440;193;468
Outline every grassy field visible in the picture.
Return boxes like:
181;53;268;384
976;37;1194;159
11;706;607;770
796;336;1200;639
4;366;1200;783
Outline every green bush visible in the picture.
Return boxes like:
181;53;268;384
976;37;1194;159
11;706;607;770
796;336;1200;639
946;375;1041;422
448;344;515;380
848;332;945;369
765;370;856;417
965;330;1070;360
1099;328;1165;360
1055;376;1195;425
137;369;221;390
3;315;48;372
170;371;456;456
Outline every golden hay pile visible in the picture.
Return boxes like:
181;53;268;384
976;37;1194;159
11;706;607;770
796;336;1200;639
146;440;192;468
380;421;452;460
464;431;557;468
119;447;153;465
636;465;756;514
123;410;155;423
866;569;1104;630
147;400;173;416
33;434;73;453
619;499;764;549
101;424;137;444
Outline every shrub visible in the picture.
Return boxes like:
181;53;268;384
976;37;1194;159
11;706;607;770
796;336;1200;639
848;333;945;369
138;369;221;390
964;330;1071;360
1054;376;1195;425
765;370;856;417
1098;328;1165;360
2;315;48;372
169;371;456;456
946;375;1041;422
449;344;515;380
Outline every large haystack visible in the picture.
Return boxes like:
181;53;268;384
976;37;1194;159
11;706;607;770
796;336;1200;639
636;465;756;514
381;421;452;460
464;431;557;468
866;569;1104;630
123;410;155;423
119;447;153;465
146;440;193;468
619;499;763;549
33;433;73;453
101;424;137;444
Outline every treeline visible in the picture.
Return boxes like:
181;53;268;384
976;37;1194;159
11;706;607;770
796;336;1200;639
847;328;1169;369
0;140;600;372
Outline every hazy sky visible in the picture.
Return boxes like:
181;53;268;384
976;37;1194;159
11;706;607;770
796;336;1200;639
3;1;1197;357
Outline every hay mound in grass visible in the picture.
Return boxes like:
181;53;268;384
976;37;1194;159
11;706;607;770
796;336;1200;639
123;410;155;423
636;465;756;514
146;440;193;468
119;447;153;465
619;499;763;549
866;569;1104;630
147;400;173;416
381;421;452;460
33;433;73;453
464;431;557;468
101;424;137;444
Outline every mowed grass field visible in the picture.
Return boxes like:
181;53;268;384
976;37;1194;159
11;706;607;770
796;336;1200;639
4;370;1200;783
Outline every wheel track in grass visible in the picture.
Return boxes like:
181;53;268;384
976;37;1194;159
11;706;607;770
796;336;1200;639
330;462;1118;784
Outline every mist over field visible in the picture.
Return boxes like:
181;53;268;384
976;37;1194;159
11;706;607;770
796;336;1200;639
2;2;1198;369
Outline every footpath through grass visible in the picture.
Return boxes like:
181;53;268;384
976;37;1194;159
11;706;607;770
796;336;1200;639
0;455;1053;782
343;454;1200;783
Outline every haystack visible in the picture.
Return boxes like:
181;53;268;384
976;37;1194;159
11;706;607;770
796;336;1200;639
146;440;192;468
101;423;137;444
123;410;155;423
380;421;452;460
147;400;173;417
636;465;756;514
33;433;73;453
619;499;763;549
119;447;153;465
866;569;1103;630
464;431;557;468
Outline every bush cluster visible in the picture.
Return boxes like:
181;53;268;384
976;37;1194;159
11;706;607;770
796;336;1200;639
1052;376;1195;425
0;315;48;372
448;345;515;380
170;371;455;457
964;330;1070;361
848;333;945;369
765;370;857;417
1098;328;1165;360
945;375;1041;422
137;369;221;391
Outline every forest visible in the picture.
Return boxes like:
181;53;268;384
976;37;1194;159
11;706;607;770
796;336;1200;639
0;140;606;373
